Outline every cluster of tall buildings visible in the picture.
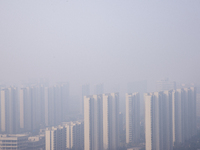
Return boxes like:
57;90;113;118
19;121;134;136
0;80;197;150
0;83;69;134
84;93;119;150
44;84;200;150
145;87;196;150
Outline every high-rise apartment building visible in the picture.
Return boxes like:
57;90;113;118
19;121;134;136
64;121;84;150
84;94;103;150
0;87;18;134
196;93;200;117
126;93;140;144
145;91;173;150
44;87;50;126
0;83;69;134
81;84;90;114
102;93;119;150
172;87;196;144
145;87;196;150
84;93;119;150
127;80;147;117
45;126;66;150
60;83;70;121
119;112;124;140
44;83;70;127
45;121;84;150
19;86;41;132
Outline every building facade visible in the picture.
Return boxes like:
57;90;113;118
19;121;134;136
172;87;196;144
27;134;45;150
84;93;119;150
0;134;28;150
145;91;173;150
145;87;196;150
0;87;19;134
45;126;66;150
126;92;140;144
64;121;84;150
45;121;84;150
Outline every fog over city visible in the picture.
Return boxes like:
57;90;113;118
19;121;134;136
1;1;200;150
1;1;200;94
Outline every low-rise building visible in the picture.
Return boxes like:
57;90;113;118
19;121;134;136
0;134;28;150
27;134;45;150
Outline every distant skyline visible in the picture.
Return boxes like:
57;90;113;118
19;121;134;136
0;1;200;95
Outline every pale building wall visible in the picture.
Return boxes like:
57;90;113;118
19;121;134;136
44;87;49;126
84;93;119;150
144;93;152;150
196;93;200;117
145;91;173;150
126;92;140;144
102;93;119;150
172;87;197;145
1;90;6;132
84;96;91;150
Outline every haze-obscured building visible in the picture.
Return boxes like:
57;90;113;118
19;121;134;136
156;78;176;91
127;80;147;117
63;121;84;150
45;126;66;150
126;93;140;144
43;83;70;127
172;87;196;144
84;93;119;150
81;84;90;115
27;134;45;150
45;121;84;150
0;134;28;150
0;87;19;134
144;87;196;150
197;93;200;117
145;91;173;150
94;84;104;95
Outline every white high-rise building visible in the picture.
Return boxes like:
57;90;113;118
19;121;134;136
45;122;84;150
84;93;119;150
126;92;140;144
102;93;119;150
84;94;103;150
45;126;66;150
64;121;84;150
81;84;90;114
19;86;41;132
0;87;19;134
145;87;196;150
145;91;173;150
172;87;196;144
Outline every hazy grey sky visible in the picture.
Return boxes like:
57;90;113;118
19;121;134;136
0;0;200;92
